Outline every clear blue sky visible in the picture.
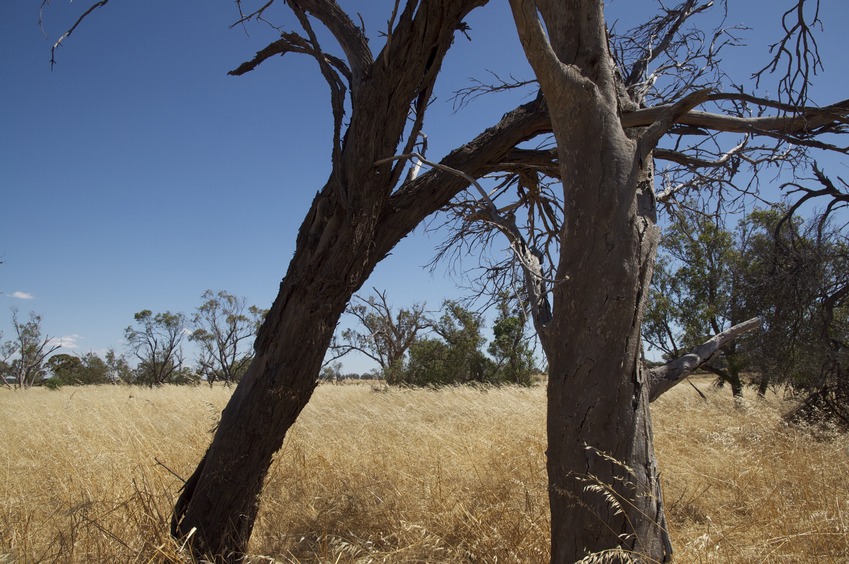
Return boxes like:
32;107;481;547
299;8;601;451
2;1;846;374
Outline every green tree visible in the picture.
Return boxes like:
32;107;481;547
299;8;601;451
334;290;429;384
402;301;494;386
44;353;82;386
738;206;849;415
125;310;187;386
319;361;343;383
1;309;61;389
45;352;111;386
190;290;267;387
644;208;753;397
488;296;536;385
105;348;134;384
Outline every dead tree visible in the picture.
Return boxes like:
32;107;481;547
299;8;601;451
44;0;847;561
504;0;845;561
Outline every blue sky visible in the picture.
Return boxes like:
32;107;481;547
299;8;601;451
2;1;846;374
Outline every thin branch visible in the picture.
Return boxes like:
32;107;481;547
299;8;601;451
752;0;823;107
624;0;714;89
376;151;554;338
452;71;537;112
228;33;351;82
777;164;849;234
230;0;275;31
45;0;111;68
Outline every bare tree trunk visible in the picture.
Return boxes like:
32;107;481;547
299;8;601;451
509;1;671;560
172;195;370;559
543;158;669;562
169;23;550;554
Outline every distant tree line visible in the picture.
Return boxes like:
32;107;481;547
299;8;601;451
0;290;267;389
1;286;538;390
644;203;848;422
327;290;538;387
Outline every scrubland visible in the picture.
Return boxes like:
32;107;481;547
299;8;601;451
1;379;847;562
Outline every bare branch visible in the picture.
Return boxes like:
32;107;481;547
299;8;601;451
452;71;537;112
289;0;373;84
230;0;275;31
640;88;713;158
377;151;554;340
648;317;761;401
228;33;351;82
623;96;848;139
43;0;112;68
778;164;849;232
623;1;714;89
752;0;823;107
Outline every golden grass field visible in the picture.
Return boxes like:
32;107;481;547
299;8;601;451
1;379;847;563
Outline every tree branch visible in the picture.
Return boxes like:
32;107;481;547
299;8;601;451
752;0;823;107
623;0;713;89
623;97;849;142
376;151;554;339
289;0;373;85
44;0;111;68
648;317;760;402
228;33;352;82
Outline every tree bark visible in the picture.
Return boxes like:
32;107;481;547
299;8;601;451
509;1;670;560
169;2;552;556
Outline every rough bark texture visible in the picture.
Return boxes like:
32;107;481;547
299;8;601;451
169;2;554;559
510;1;669;560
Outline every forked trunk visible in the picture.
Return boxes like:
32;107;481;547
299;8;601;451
509;1;671;559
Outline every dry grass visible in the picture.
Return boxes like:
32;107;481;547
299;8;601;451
654;379;849;563
0;380;846;562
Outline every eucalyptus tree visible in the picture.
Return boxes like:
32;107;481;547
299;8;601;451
45;352;111;386
124;309;187;386
191;290;266;387
741;204;849;416
403;300;491;385
45;0;848;561
331;289;429;383
488;294;536;385
0;309;61;389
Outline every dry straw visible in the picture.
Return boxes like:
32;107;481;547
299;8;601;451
1;379;846;562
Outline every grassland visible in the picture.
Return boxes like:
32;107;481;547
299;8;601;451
1;379;847;562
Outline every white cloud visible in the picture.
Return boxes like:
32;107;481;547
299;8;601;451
9;291;34;300
49;335;82;350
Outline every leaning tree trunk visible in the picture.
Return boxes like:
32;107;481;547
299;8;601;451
168;1;555;556
171;192;366;558
170;94;549;561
